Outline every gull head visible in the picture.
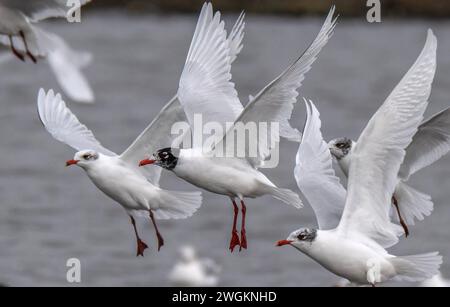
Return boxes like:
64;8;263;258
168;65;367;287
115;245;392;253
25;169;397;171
66;150;99;169
139;147;179;170
328;137;354;160
276;228;317;250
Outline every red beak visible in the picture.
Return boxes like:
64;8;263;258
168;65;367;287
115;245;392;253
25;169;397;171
66;159;79;167
276;239;293;247
139;159;156;167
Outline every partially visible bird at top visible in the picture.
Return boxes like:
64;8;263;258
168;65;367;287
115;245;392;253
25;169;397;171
0;0;92;63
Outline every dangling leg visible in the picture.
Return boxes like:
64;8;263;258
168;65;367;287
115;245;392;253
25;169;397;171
229;199;240;252
19;31;37;63
130;215;148;257
149;210;164;251
239;200;247;251
8;35;25;62
392;196;409;237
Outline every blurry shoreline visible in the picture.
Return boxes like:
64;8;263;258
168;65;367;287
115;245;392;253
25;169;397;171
88;0;450;18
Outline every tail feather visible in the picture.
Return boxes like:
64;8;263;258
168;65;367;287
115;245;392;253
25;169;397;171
394;182;433;225
153;191;202;220
268;186;303;209
391;252;443;282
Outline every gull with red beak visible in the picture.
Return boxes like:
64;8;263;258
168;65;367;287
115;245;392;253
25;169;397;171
140;5;338;252
36;7;246;255
278;31;442;286
38;89;203;255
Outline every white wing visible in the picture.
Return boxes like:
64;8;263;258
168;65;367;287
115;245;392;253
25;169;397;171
37;89;115;156
120;96;187;185
177;2;243;142
295;100;346;230
399;107;450;180
0;0;91;21
227;11;245;64
36;28;94;104
213;7;337;165
118;11;246;184
337;30;437;248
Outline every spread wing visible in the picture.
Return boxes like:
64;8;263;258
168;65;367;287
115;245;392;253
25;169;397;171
295;100;346;230
399;107;450;180
177;2;244;146
337;30;437;248
119;8;246;184
212;7;337;166
37;88;115;156
36;27;94;104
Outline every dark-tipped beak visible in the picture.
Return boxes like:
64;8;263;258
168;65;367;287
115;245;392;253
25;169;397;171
276;239;292;247
66;159;79;167
139;158;156;167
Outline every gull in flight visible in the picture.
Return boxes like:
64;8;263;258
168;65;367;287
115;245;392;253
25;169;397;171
277;30;442;286
0;27;95;103
140;3;337;252
328;106;450;236
38;89;202;255
168;245;221;287
0;0;91;62
35;8;246;256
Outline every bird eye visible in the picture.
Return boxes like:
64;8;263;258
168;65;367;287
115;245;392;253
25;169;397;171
83;154;91;160
297;233;305;240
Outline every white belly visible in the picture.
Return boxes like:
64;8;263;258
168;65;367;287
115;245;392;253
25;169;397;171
174;156;272;198
302;232;396;284
86;162;159;211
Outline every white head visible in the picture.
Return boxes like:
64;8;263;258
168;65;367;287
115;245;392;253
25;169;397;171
328;138;354;160
66;149;100;169
276;228;318;252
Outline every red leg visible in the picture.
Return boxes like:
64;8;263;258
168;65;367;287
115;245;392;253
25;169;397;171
392;196;409;237
229;200;240;252
20;31;37;64
8;35;25;62
239;200;247;251
149;210;164;251
130;215;148;257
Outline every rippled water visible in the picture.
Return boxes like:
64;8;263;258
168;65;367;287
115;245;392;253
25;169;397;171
0;12;449;287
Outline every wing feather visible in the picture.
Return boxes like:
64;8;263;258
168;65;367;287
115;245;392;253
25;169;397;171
37;89;115;156
295;100;346;230
337;30;437;248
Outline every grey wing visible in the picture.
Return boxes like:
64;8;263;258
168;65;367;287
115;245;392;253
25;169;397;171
399;107;450;180
120;96;187;185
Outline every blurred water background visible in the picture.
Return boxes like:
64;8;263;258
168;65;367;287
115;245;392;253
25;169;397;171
0;6;449;287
